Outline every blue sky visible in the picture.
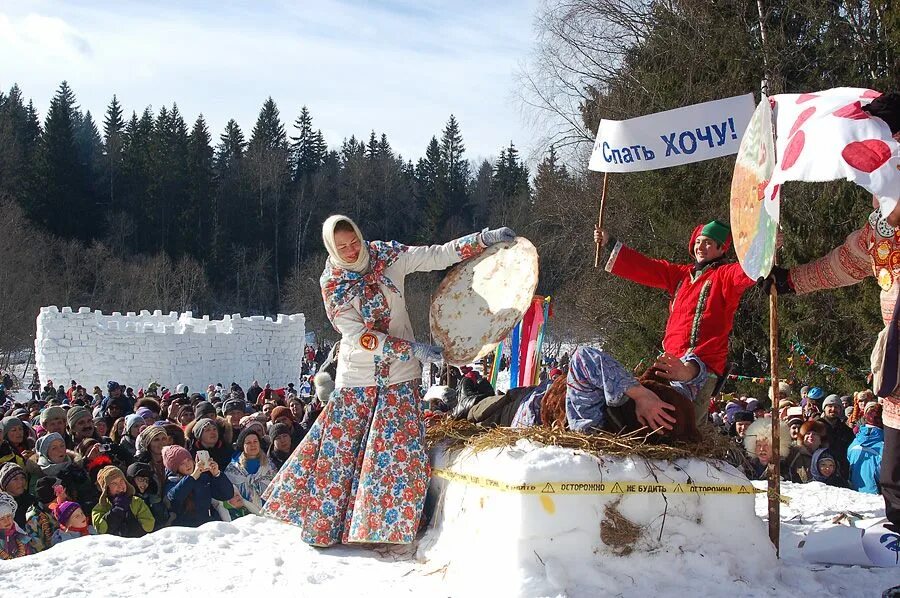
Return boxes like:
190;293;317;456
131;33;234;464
0;0;540;163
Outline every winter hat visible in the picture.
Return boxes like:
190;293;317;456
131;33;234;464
193;418;218;441
222;398;246;415
136;425;168;454
822;395;842;409
136;407;155;421
124;414;144;434
66;406;91;428
314;372;335;403
96;465;134;499
548;368;564;379
864;402;883;428
844;406;855;419
269;422;292;443
840;395;853;407
241;420;267;440
270;406;292;423
733;410;754;424
193;401;216;421
807;387;824;401
175;384;187;395
689;220;732;257
39;406;66;426
0;491;17;517
35;432;65;459
236;427;265;454
1;417;23;438
322;214;370;273
161;445;192;473
126;462;153;481
745;398;760;412
107;381;120;392
34;476;60;504
799;420;826;437
0;463;25;490
55;501;81;527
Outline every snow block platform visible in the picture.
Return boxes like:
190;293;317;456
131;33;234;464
35;306;306;391
419;440;776;597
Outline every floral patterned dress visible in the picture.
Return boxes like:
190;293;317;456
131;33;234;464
262;233;483;546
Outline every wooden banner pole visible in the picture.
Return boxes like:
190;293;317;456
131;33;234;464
593;172;610;268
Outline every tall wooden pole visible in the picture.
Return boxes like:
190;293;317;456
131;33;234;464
768;283;781;558
593;173;610;268
756;0;781;558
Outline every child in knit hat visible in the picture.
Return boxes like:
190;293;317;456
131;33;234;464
91;465;155;537
0;463;34;530
50;500;96;544
162;445;234;527
25;476;61;551
0;491;37;559
126;462;170;529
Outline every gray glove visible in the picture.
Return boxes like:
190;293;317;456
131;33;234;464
410;342;443;363
481;227;516;246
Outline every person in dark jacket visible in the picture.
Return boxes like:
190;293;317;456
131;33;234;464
810;448;846;487
819;394;855;480
784;420;827;483
185;416;234;471
267;423;295;471
126;461;170;529
162;445;233;527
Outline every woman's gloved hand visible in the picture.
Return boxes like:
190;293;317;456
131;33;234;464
481;227;516;246
410;342;443;363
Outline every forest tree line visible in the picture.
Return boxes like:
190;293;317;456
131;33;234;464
3;0;900;391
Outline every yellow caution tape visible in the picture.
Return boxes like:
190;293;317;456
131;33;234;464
432;468;790;503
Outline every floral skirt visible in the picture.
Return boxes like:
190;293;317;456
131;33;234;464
261;380;429;546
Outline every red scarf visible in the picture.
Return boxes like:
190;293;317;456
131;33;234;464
64;524;91;537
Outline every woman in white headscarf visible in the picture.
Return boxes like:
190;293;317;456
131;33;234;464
262;215;514;547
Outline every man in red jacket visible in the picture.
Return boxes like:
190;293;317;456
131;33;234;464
596;219;756;389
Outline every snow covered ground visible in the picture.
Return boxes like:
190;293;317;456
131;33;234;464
1;451;896;597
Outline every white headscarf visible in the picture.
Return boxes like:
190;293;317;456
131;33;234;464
322;214;370;273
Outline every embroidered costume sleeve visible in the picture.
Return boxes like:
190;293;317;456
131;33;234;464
398;232;485;274
790;226;871;294
331;304;413;361
565;347;639;432
669;353;709;403
605;242;693;296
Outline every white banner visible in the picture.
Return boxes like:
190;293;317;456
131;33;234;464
588;94;756;173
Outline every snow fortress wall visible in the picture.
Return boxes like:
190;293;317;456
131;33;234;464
35;306;306;391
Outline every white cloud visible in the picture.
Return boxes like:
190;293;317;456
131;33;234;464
0;0;540;161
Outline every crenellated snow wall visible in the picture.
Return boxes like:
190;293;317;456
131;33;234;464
35;307;306;392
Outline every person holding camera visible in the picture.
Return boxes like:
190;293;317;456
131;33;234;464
162;445;233;528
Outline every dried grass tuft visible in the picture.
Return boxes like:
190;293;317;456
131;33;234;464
425;418;735;461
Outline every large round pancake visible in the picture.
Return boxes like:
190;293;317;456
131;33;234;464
430;237;539;366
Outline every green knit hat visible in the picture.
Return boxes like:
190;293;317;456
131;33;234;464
700;220;731;246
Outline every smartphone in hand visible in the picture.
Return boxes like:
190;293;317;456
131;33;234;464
196;450;211;469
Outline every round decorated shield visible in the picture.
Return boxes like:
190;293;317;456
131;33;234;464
430;237;539;366
730;96;779;281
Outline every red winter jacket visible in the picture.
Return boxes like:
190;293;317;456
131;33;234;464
605;232;754;376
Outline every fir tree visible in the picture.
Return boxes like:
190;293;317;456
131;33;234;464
102;95;125;209
39;81;93;239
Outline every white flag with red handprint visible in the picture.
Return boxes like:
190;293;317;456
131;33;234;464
766;87;900;217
